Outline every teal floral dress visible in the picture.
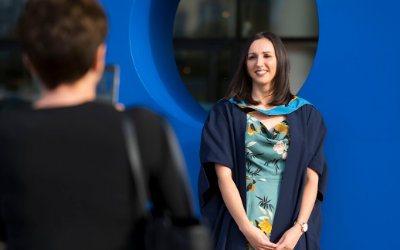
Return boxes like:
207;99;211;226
243;111;290;249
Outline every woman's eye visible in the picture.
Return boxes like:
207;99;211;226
248;56;255;59
264;54;270;58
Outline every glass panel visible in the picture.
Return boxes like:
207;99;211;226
0;0;28;39
173;0;237;39
174;49;232;110
0;49;34;101
0;0;33;110
241;0;319;38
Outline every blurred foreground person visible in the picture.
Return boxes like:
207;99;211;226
0;0;202;249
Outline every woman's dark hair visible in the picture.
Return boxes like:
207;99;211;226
18;0;108;90
224;31;294;106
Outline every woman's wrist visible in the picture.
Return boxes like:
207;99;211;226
238;220;253;234
292;223;304;235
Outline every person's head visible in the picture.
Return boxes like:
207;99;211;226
225;31;293;106
18;0;108;90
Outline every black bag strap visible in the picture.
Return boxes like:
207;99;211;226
122;108;212;250
121;112;150;218
122;107;195;219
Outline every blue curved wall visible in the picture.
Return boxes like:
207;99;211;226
100;0;400;248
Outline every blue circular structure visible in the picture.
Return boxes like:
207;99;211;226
129;0;207;128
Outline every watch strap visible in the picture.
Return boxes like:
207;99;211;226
294;221;306;232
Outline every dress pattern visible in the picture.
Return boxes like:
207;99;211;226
244;113;290;250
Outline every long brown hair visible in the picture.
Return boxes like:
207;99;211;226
224;31;294;106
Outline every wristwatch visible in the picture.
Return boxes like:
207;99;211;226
294;221;308;233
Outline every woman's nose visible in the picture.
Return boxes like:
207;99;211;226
256;57;265;67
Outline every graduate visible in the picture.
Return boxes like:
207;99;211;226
198;31;328;250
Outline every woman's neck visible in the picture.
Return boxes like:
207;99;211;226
251;81;274;108
33;75;97;109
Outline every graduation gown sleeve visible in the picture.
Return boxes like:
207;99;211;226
198;104;233;244
306;106;328;202
301;106;328;250
199;103;235;212
200;104;235;171
198;101;248;250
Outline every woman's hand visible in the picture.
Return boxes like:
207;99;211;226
215;164;277;249
241;223;277;250
275;225;303;250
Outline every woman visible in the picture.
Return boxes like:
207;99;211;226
198;32;328;250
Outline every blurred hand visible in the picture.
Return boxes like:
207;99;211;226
115;103;125;111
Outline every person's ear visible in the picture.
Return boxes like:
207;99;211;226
22;54;38;77
92;44;107;75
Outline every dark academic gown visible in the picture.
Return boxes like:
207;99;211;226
198;99;328;250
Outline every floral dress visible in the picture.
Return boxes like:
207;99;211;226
244;112;290;250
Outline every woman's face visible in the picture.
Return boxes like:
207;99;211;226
246;38;277;87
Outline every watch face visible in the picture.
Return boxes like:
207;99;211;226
303;223;308;232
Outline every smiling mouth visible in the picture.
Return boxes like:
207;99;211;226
255;70;267;76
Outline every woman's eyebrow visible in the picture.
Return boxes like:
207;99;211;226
248;51;272;55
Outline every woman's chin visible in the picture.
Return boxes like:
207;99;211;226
252;79;273;87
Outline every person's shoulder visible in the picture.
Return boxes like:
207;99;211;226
289;97;324;123
213;99;232;109
83;102;120;113
123;106;168;133
0;107;32;125
299;105;326;131
0;102;118;127
123;106;163;121
209;99;236;114
0;108;33;138
70;102;125;122
290;97;319;116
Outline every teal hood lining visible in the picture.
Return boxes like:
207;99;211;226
228;97;311;116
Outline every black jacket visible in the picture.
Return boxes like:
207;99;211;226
0;102;193;250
